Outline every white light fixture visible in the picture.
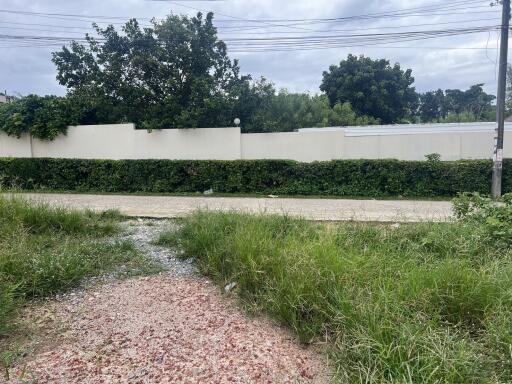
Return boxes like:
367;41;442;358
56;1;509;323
234;118;241;127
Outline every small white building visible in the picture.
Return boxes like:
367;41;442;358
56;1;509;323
0;94;12;103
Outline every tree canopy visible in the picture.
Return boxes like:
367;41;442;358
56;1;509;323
52;12;246;129
418;84;495;123
49;14;381;134
235;78;378;133
320;54;418;124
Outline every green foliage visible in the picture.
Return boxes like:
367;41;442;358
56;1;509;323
0;158;502;197
453;192;512;245
320;54;418;124
237;80;379;132
51;12;381;133
0;195;119;237
441;110;491;123
0;196;153;337
420;84;496;123
327;100;379;126
419;89;446;122
52;13;246;129
425;153;441;162
0;95;81;140
162;211;512;382
0;278;17;337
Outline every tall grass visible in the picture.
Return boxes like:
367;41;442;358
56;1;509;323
0;196;119;236
0;196;152;337
159;211;512;383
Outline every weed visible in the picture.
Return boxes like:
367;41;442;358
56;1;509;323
0;196;154;337
161;211;512;383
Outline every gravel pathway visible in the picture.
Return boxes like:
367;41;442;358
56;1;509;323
6;220;330;384
122;219;198;277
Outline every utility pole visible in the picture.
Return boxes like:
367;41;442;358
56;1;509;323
492;0;511;198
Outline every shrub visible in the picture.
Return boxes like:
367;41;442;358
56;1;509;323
0;95;81;140
0;158;505;197
453;192;512;245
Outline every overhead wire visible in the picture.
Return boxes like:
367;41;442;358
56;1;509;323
0;25;499;51
0;0;501;53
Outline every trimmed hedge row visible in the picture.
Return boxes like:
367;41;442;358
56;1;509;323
0;158;508;197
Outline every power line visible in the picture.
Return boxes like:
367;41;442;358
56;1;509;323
156;0;498;32
0;16;495;36
152;0;488;21
0;26;496;42
0;0;498;33
0;0;500;53
169;0;495;24
0;25;498;51
217;18;499;35
0;15;497;34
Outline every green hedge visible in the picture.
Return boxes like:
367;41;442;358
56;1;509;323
0;158;508;197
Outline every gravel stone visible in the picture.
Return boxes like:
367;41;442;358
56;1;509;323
121;219;198;278
7;277;330;383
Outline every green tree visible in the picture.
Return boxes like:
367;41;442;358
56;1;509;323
419;89;446;123
420;84;495;123
419;91;441;122
320;54;417;124
231;77;279;132
445;89;466;118
464;83;495;119
52;12;246;129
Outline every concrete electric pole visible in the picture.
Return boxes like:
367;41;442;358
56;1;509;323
492;0;511;198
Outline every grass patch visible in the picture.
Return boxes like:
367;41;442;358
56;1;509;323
159;211;512;383
0;196;155;338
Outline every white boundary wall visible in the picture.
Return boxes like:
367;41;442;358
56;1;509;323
12;124;242;160
1;122;511;161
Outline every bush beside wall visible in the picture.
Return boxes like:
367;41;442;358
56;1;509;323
0;158;507;197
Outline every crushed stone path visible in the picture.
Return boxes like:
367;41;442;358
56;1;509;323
7;220;330;384
16;193;453;222
122;219;198;277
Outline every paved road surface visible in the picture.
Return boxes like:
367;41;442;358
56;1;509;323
14;193;454;222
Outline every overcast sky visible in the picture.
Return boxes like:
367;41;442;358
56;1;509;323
0;0;503;97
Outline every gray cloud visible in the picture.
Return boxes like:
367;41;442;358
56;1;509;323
0;0;501;97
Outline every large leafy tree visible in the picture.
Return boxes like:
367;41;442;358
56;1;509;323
444;89;466;117
463;84;495;119
419;89;446;123
52;12;246;129
320;54;418;124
